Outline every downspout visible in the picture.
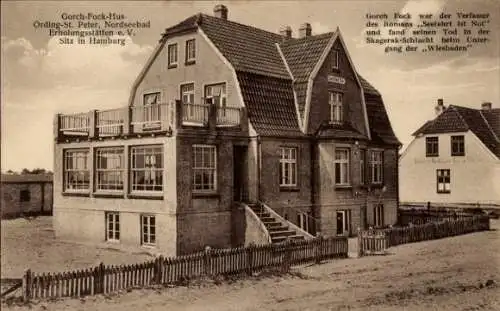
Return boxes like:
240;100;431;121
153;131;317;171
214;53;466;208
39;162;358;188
309;137;317;235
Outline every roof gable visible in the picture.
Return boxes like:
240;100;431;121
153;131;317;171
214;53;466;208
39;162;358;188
413;105;500;158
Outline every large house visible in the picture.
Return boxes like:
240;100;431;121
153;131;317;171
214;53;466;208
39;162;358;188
53;5;400;256
400;99;500;209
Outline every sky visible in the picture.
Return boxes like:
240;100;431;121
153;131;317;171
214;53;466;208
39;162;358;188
1;0;499;172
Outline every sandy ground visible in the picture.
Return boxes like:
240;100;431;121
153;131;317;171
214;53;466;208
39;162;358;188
2;217;500;311
1;217;153;278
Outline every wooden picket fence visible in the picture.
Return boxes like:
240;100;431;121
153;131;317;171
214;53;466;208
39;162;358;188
398;209;476;226
358;215;490;257
22;236;348;301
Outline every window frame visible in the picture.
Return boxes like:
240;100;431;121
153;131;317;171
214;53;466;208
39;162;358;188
141;214;156;246
130;145;163;194
329;91;343;124
425;136;439;157
369;150;384;184
167;43;178;68
95;147;125;192
279;146;298;188
192;144;217;192
360;148;366;185
204;83;227;108
297;212;309;233
451;135;465;156
436;169;451;194
332;49;339;70
373;204;384;227
105;212;120;242
63;148;90;193
334;148;350;186
185;39;196;64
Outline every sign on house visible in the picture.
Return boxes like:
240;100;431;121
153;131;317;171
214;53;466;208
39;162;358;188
328;75;346;85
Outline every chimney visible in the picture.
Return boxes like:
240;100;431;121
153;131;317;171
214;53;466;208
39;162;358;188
481;102;492;111
435;98;445;116
298;23;312;38
279;26;292;39
214;4;228;20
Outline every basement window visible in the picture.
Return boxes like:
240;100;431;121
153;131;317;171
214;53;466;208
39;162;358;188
20;189;30;202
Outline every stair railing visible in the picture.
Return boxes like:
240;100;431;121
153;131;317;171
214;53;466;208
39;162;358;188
258;202;315;240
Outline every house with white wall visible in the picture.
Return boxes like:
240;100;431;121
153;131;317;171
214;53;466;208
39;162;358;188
400;99;500;209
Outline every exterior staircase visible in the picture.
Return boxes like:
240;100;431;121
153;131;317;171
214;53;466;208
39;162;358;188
248;203;307;244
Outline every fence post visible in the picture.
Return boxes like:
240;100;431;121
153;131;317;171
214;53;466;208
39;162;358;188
246;244;255;275
93;262;105;294
315;236;322;264
154;256;163;285
357;227;363;257
204;246;212;277
283;240;292;273
22;269;32;301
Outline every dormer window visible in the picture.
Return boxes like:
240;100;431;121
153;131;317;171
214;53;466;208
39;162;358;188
185;39;196;65
332;50;339;70
167;43;178;68
329;91;343;124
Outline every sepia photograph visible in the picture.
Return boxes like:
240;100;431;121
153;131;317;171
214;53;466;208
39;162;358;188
1;0;499;310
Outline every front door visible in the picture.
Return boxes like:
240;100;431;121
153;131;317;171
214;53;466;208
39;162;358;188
233;146;248;202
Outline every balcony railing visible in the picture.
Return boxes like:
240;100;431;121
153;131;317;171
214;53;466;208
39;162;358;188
56;100;247;140
182;103;210;125
217;106;241;126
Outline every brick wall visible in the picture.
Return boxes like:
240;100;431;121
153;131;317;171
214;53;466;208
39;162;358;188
308;39;367;136
175;135;238;254
258;138;313;230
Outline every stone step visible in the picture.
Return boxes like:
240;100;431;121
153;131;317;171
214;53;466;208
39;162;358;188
260;216;275;223
255;212;271;218
269;230;295;238
267;225;289;232
264;221;282;228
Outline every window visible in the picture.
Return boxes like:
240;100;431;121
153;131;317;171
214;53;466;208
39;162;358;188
204;83;227;108
185;39;196;64
193;145;217;191
141;215;156;246
336;210;351;235
360;149;366;185
131;146;163;192
451;135;465;156
332;50;339;69
437;169;451;193
20;189;30;202
370;150;383;184
297;212;310;233
334;148;350;185
96;147;125;191
64;149;90;191
426;137;439;157
374;204;384;227
181;83;196;119
167;43;178;67
329;92;343;124
143;92;160;105
279;147;298;187
106;213;120;241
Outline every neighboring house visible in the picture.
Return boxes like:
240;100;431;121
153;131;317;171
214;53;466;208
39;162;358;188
400;99;500;209
1;174;53;218
53;5;400;256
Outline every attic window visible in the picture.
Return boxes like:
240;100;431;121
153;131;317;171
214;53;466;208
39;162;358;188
329;91;343;124
185;39;196;65
167;43;178;68
332;50;339;70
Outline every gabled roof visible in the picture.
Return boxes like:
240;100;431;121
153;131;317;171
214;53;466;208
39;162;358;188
157;11;397;141
413;105;500;158
279;32;333;120
365;99;401;145
237;72;303;137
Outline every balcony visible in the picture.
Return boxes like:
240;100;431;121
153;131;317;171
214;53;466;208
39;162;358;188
55;100;247;141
